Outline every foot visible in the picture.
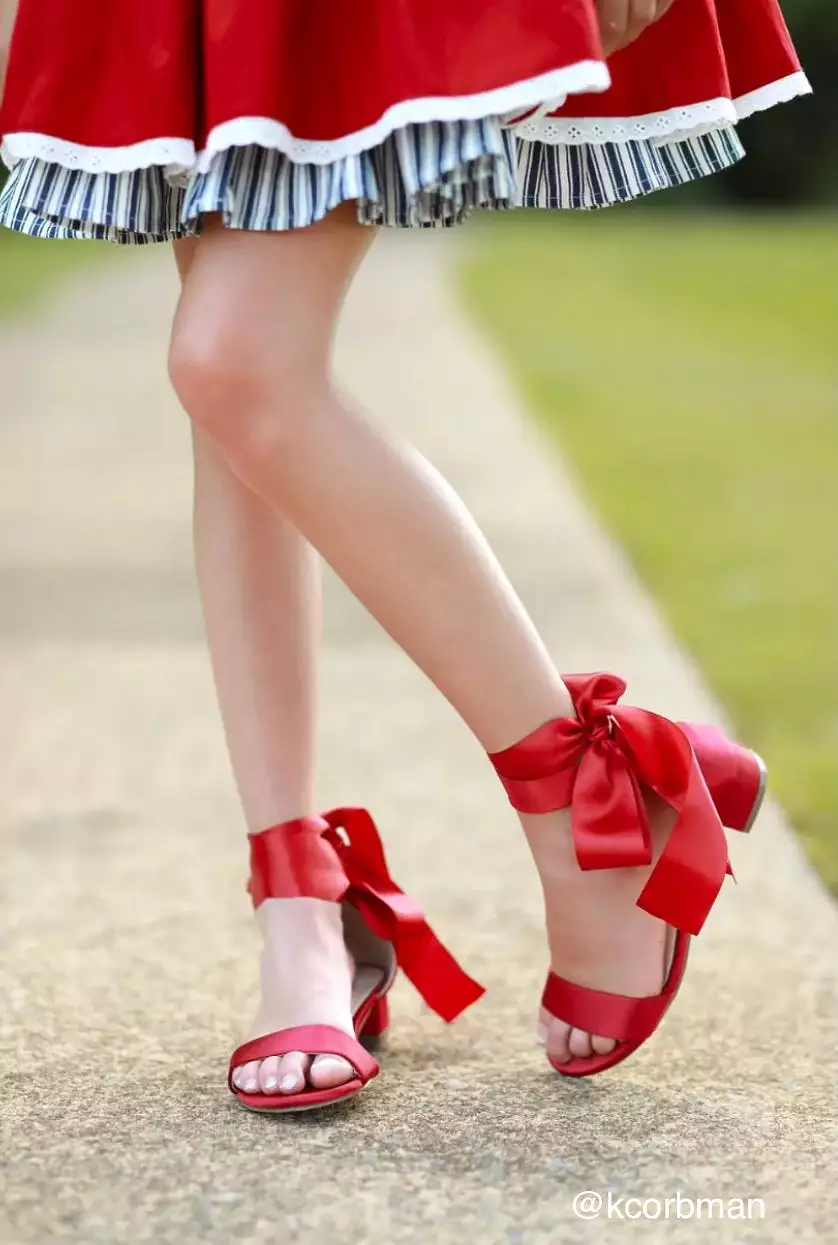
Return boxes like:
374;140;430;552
230;896;358;1097
522;793;675;1064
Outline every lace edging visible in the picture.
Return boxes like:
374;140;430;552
511;72;813;146
734;71;812;122
1;134;196;176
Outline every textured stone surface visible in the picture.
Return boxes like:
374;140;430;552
1;236;836;1245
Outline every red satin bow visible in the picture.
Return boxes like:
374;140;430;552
322;808;485;1023
489;673;731;936
248;809;484;1023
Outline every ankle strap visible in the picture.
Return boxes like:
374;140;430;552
488;718;580;814
247;816;347;907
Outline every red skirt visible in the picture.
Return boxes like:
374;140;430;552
0;0;807;174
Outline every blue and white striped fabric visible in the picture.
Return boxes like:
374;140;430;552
0;118;744;243
517;127;745;210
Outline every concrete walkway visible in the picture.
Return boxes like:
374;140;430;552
0;235;835;1245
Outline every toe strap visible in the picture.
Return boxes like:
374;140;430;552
228;1024;380;1090
541;933;690;1045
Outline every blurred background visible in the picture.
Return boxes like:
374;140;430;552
0;0;835;901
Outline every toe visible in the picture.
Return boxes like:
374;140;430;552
277;1051;309;1095
568;1027;594;1059
258;1055;282;1094
546;1019;573;1065
309;1055;355;1090
236;1060;262;1094
591;1033;618;1056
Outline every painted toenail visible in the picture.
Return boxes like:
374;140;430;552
244;1078;259;1091
263;1077;278;1090
280;1075;299;1091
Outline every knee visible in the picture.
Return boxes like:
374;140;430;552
168;311;322;460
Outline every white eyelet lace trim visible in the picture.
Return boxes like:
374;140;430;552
511;71;812;145
734;72;812;121
0;134;196;175
1;60;609;176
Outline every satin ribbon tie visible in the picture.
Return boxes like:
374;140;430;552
322;807;485;1022
492;673;733;936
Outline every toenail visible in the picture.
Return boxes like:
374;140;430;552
244;1078;259;1091
280;1075;299;1091
263;1077;278;1090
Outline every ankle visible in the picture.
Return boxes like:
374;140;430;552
257;896;347;960
243;801;319;836
480;683;576;757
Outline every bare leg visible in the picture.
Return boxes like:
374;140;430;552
175;240;357;1096
170;209;670;1065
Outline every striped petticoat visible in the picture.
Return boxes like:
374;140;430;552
0;120;745;243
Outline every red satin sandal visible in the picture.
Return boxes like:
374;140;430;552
488;673;765;1079
228;807;484;1113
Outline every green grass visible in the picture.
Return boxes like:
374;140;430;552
0;226;110;318
460;210;838;891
